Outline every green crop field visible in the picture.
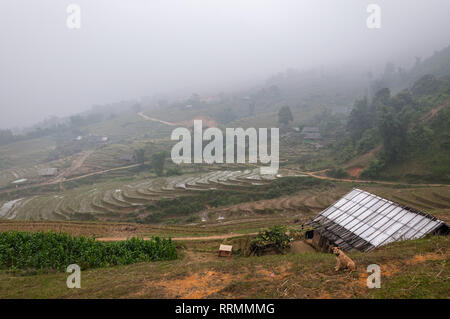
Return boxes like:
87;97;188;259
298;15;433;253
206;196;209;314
0;231;177;272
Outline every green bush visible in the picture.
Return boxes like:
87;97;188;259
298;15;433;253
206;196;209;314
250;225;291;255
0;231;177;271
356;128;379;154
360;159;386;179
326;167;349;179
165;167;183;176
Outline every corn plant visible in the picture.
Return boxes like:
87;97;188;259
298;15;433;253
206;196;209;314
0;231;177;271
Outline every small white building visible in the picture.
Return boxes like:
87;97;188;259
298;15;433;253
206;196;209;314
218;244;232;257
11;178;27;184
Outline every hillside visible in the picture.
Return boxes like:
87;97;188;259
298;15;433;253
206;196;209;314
339;75;450;183
0;224;448;299
0;43;449;300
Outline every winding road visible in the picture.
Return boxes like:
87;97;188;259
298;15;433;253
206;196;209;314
137;112;178;126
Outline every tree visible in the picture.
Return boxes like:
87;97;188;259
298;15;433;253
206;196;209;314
411;74;441;97
248;101;255;116
0;129;15;145
151;151;167;176
134;148;146;165
278;106;293;125
69;115;84;126
216;107;236;124
347;97;373;141
372;88;391;108
390;90;416;112
360;159;386;179
377;105;407;162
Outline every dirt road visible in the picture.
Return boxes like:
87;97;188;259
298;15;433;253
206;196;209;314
0;162;149;195
53;151;93;183
137;112;178;126
137;112;218;128
297;169;448;187
2;165;446;196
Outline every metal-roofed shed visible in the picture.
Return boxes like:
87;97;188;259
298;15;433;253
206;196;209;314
303;132;321;140
306;188;449;252
302;126;319;133
38;168;58;176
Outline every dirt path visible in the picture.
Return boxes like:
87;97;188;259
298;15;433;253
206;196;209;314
51;161;149;184
137;112;178;126
96;232;257;242
137;112;218;128
287;168;448;187
53;151;93;183
344;145;382;178
0;162;149;195
2;165;446;196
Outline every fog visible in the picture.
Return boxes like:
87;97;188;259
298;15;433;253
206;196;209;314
1;0;450;129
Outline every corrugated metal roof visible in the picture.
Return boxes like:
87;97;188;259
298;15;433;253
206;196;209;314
11;178;27;184
304;132;321;139
307;188;448;251
38;168;58;176
302;126;319;133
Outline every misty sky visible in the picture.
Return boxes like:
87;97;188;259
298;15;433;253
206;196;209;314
1;0;450;129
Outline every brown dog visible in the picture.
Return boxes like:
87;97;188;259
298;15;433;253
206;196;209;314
332;247;356;271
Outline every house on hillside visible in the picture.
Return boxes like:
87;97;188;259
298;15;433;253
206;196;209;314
38;168;58;177
303;132;321;140
305;188;449;252
120;153;136;162
313;143;323;150
302;127;321;140
11;178;28;188
301;126;319;134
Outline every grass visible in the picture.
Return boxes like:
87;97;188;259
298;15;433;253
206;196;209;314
368;260;448;298
0;105;448;298
0;234;447;298
0;218;290;238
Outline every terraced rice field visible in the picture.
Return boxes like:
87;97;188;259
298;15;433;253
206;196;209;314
0;155;75;189
200;189;344;224
0;217;291;239
365;186;450;223
0;168;285;222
